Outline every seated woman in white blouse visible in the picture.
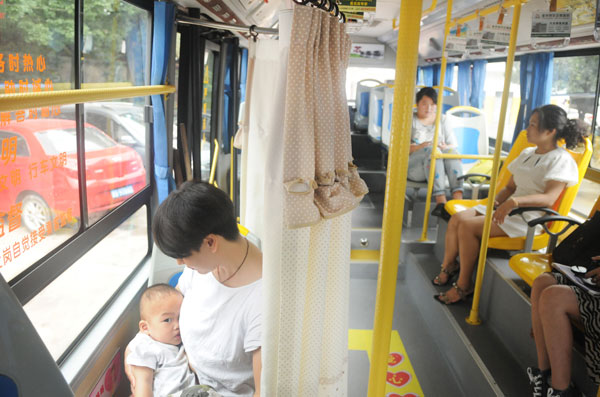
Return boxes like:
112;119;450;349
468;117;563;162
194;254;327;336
433;104;588;305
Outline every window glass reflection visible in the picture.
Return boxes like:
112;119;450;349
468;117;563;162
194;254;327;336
82;0;150;86
0;118;79;283
24;206;148;360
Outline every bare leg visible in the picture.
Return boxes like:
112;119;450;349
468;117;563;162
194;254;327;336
435;209;478;285
539;285;581;390
435;194;447;204
441;214;507;303
531;273;557;371
452;190;463;200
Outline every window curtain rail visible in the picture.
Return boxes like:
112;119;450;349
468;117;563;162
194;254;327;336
177;15;278;36
0;85;175;112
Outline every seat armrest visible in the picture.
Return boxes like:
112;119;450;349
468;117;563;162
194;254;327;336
457;173;492;181
526;215;582;228
509;207;559;217
517;211;581;254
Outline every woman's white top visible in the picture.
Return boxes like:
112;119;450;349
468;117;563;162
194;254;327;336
475;146;579;237
178;267;262;397
411;114;457;147
126;333;196;397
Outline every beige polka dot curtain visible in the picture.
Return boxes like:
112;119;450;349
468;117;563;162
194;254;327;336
282;6;368;229
258;5;367;396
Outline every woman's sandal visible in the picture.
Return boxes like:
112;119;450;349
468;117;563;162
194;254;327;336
434;282;474;305
431;264;459;286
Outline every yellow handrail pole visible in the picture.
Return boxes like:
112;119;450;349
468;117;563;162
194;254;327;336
423;0;438;16
209;139;220;185
420;0;453;241
438;154;506;161
0;85;175;112
230;137;234;201
467;1;523;325
394;0;435;30
367;0;422;396
449;0;524;28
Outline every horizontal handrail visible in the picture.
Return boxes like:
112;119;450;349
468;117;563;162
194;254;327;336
432;153;507;161
450;0;526;28
0;85;176;112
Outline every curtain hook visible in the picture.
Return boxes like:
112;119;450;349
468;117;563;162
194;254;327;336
249;25;258;42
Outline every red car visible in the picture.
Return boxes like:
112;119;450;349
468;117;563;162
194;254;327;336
0;119;147;232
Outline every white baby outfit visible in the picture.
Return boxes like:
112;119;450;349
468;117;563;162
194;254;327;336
126;333;196;397
178;267;262;397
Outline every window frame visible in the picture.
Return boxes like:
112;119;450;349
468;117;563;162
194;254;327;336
6;0;154;363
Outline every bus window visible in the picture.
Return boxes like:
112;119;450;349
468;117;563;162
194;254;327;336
482;60;521;144
345;67;396;103
0;0;152;363
23;206;148;360
551;55;599;216
201;50;215;180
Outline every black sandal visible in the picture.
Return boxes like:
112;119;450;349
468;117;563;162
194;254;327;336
432;264;459;286
434;282;474;305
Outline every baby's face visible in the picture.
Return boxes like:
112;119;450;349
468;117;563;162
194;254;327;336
144;293;183;345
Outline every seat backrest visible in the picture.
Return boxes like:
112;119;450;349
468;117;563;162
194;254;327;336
495;130;535;191
354;79;383;131
550;136;593;229
368;86;385;141
444;106;488;164
492;130;592;232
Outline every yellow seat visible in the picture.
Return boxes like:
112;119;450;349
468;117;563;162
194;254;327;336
509;195;600;286
445;130;593;252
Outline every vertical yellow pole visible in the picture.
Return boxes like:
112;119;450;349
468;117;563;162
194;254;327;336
420;0;452;241
466;2;522;325
367;0;422;395
209;139;219;185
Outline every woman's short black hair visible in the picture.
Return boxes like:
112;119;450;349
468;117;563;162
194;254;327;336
416;86;437;104
152;180;239;259
532;104;589;149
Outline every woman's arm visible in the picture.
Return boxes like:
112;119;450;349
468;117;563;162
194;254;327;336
130;365;153;397
493;179;566;225
252;348;262;397
493;176;517;208
409;141;431;154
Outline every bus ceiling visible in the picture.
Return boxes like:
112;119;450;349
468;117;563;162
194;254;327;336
175;0;600;63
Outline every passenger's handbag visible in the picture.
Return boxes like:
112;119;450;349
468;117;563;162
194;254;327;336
552;211;600;267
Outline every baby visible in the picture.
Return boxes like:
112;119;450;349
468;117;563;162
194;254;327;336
126;284;196;397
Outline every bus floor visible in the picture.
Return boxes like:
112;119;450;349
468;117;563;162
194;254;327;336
347;240;533;396
349;190;530;396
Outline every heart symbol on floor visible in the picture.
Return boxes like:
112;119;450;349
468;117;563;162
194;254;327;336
386;371;411;388
388;352;403;367
386;393;418;397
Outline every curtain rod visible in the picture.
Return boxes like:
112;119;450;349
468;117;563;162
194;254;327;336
177;15;278;35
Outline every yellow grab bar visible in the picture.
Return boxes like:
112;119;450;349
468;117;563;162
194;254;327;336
467;1;523;326
0;85;175;112
450;0;526;27
367;0;423;395
209;139;219;185
420;0;453;241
